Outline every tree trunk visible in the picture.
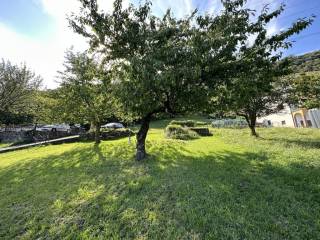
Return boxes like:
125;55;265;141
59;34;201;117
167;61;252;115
32;122;38;141
90;122;95;132
244;113;259;137
136;114;152;161
249;124;258;137
33;122;38;133
95;123;101;144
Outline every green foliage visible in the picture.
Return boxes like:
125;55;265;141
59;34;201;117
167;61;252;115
28;89;61;125
58;49;119;143
0;59;42;125
68;0;313;156
69;0;260;158
288;51;320;73
211;4;313;136
0;120;319;239
286;72;320;108
0;112;33;126
165;124;199;140
70;0;204;119
284;51;320;109
59;50;113;124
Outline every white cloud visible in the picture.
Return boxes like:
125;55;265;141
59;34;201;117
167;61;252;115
207;0;223;15
98;0;129;13
0;22;66;89
0;0;129;88
246;0;282;35
152;0;194;18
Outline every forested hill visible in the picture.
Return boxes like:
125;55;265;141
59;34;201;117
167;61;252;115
288;50;320;73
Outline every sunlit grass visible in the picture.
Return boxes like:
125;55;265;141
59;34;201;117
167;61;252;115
0;143;10;148
0;122;319;239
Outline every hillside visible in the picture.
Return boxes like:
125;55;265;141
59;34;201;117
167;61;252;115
288;50;320;73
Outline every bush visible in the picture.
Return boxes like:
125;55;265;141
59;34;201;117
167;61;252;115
165;124;199;140
170;120;196;127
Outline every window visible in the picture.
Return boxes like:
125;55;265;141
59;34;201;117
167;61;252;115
300;121;305;127
281;120;286;126
307;120;312;127
267;120;272;126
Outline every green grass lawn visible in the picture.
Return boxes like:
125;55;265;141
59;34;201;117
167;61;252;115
0;121;319;239
0;143;11;148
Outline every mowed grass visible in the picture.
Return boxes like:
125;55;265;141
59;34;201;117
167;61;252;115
0;143;10;148
0;122;319;239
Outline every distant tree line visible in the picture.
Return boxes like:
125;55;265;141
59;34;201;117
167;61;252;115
288;50;320;73
283;51;320;109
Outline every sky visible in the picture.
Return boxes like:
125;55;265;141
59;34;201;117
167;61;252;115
0;0;319;88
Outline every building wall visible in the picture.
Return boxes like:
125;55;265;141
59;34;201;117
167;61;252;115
308;109;320;128
257;106;295;127
258;106;320;128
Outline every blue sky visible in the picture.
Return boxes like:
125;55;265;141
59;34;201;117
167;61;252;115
0;0;54;38
0;0;319;88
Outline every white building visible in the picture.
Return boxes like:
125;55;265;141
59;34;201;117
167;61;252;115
257;105;320;128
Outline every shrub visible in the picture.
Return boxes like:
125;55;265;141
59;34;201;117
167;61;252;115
165;124;199;140
170;120;195;127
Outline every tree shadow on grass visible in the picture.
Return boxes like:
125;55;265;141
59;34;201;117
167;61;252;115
256;128;320;149
0;141;319;239
262;137;320;149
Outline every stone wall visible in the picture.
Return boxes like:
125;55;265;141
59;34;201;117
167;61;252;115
80;129;134;141
0;131;29;143
0;131;73;143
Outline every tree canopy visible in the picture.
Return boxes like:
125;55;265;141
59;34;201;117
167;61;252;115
59;49;115;143
286;72;320;109
0;59;42;125
69;0;267;159
210;4;313;136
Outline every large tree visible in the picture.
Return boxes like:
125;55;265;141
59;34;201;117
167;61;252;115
212;4;313;137
69;0;254;160
0;59;42;125
59;50;115;144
